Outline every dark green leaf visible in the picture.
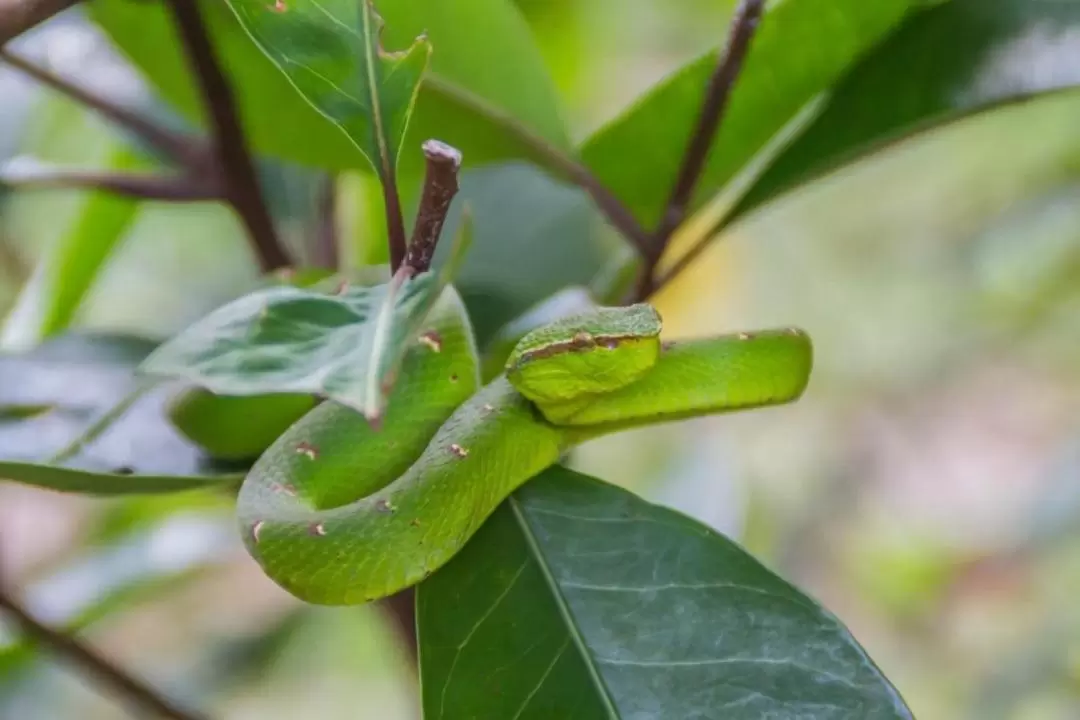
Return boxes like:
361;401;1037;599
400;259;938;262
731;0;1080;222
140;271;443;419
89;0;570;172
225;0;428;178
0;334;241;494
580;0;918;229
418;466;912;719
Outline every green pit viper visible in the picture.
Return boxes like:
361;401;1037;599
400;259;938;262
238;288;812;605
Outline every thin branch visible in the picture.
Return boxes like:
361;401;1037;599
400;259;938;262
1;168;220;201
654;0;764;243
165;0;291;273
0;48;209;172
0;0;80;45
0;589;208;720
404;139;461;273
313;172;339;268
635;0;764;300
383;167;408;272
381;589;418;664
422;76;652;257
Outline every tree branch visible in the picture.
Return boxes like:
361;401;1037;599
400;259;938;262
636;0;764;299
0;589;208;720
404;139;461;274
1;167;221;201
381;589;417;664
0;0;80;45
165;0;291;273
0;48;210;172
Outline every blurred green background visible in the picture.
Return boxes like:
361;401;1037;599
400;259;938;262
2;1;1080;718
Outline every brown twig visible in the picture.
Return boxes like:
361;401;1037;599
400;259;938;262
1;168;220;201
636;0;764;299
404;139;462;273
165;0;290;273
421;76;652;258
383;170;408;272
381;589;418;664
0;589;208;720
313;172;339;268
0;48;210;172
0;0;80;45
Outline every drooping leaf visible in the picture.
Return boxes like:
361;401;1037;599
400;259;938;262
224;0;428;180
0;333;242;494
140;270;445;420
580;0;919;230
418;467;912;719
730;0;1080;223
89;0;570;172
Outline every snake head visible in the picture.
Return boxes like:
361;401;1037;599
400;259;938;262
505;303;662;407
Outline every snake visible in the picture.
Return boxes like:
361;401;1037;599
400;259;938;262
237;287;812;605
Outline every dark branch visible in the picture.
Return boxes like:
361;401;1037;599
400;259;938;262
383;168;408;272
404;140;462;273
636;0;764;300
0;589;207;720
313;173;339;268
0;0;80;45
0;48;209;172
655;0;763;242
1;167;221;201
420;76;652;258
165;0;291;273
381;589;418;664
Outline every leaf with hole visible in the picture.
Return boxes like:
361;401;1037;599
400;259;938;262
89;0;569;173
418;466;913;719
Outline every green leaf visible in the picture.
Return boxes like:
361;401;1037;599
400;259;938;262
140;270;443;420
418;467;912;719
730;0;1080;222
89;0;570;172
580;0;919;229
0;333;242;494
224;0;428;179
0;95;150;347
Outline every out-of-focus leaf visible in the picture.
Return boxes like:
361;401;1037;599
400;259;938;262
0;513;234;674
0;333;243;494
731;0;1080;223
90;0;570;172
224;0;428;180
418;466;913;719
141;271;446;420
580;0;918;229
0;94;152;349
431;164;613;343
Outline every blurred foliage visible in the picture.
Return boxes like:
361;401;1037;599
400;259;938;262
0;0;1078;718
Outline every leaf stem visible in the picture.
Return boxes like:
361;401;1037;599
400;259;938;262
383;165;408;272
165;0;291;273
636;0;764;299
404;139;462;274
0;587;208;720
0;48;209;171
